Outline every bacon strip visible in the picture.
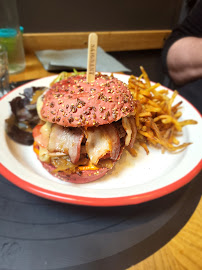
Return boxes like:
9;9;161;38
85;124;120;165
122;116;137;147
122;117;132;146
48;124;84;164
128;116;137;147
109;124;121;160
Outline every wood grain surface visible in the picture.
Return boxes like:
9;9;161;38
9;52;55;83
23;30;171;53
9;52;202;270
128;198;202;270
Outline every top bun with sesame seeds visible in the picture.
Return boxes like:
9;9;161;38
40;73;134;127
33;73;137;184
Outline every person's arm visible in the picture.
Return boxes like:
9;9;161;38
166;36;202;85
162;0;202;85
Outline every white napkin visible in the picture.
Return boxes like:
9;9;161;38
35;47;131;72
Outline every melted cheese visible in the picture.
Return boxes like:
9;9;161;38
78;164;99;171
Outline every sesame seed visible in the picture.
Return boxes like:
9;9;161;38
56;116;61;122
68;116;74;123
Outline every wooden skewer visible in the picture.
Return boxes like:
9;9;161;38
86;33;98;82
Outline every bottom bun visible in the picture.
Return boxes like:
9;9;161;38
41;161;112;184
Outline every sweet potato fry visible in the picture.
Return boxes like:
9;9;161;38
128;67;198;155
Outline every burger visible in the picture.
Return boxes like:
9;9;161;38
33;73;137;184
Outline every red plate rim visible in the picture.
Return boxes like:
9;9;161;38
0;160;201;207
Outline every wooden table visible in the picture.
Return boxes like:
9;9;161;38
9;52;202;270
9;52;56;83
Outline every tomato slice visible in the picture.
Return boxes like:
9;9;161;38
32;124;43;138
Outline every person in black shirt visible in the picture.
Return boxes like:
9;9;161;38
162;0;202;112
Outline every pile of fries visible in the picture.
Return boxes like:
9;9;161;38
128;66;197;155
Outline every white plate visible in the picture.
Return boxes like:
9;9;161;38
0;74;201;206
